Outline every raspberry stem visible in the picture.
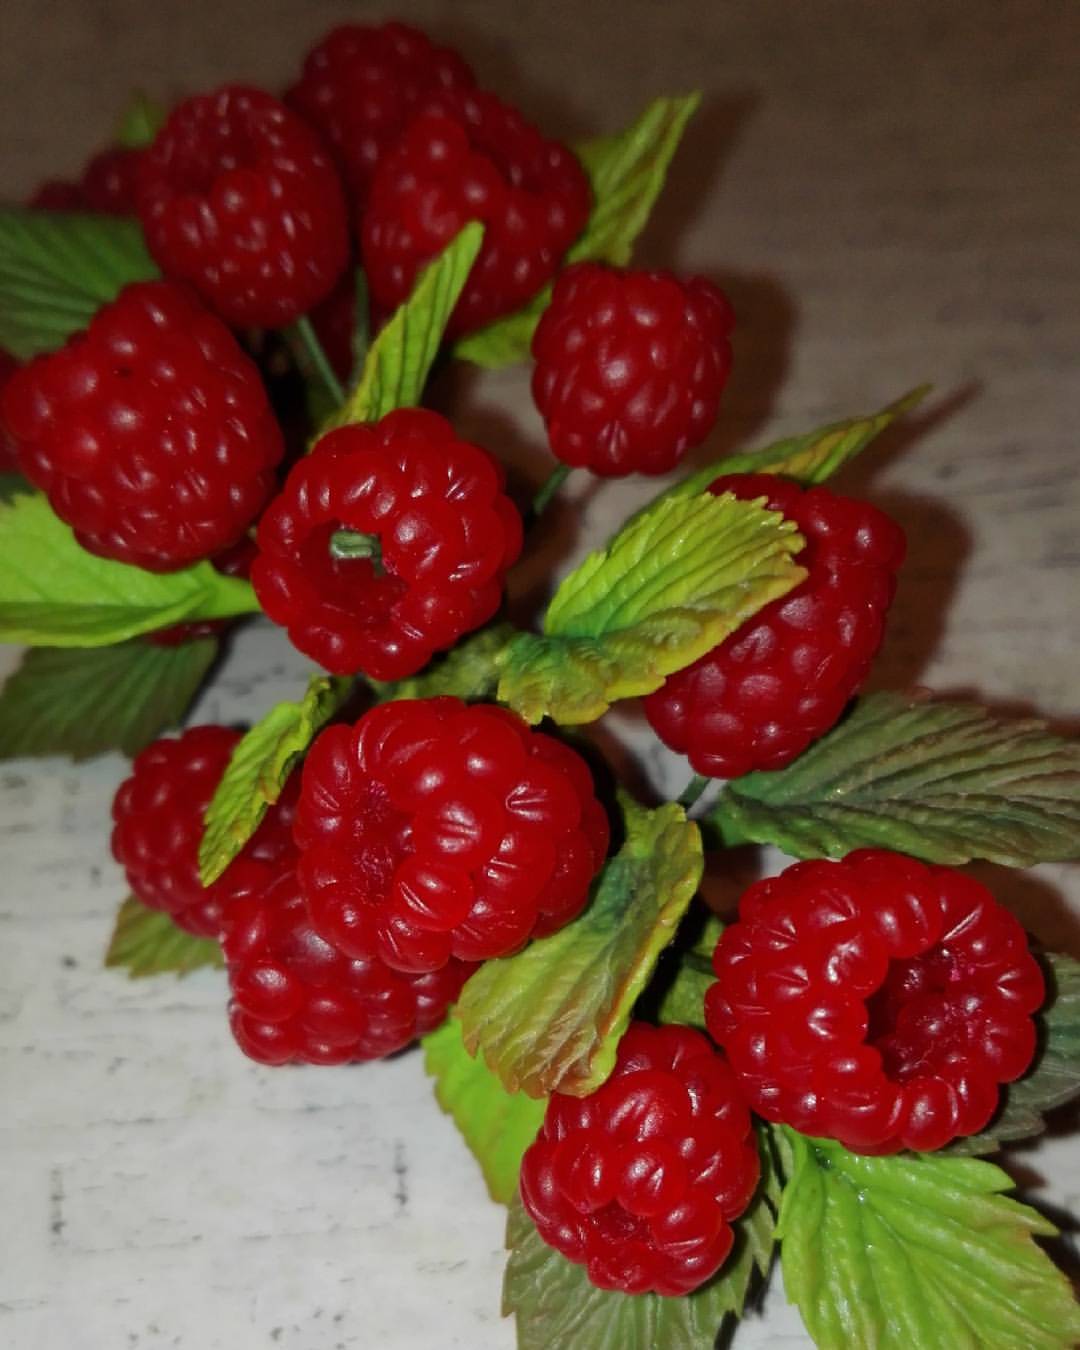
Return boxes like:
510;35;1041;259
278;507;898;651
532;463;572;517
295;314;345;407
677;773;711;810
329;529;383;571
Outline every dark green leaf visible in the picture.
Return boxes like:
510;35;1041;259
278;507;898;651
776;1129;1080;1350
710;690;1080;867
114;91;167;149
0;638;216;761
656;913;724;1031
0;208;158;359
105;896;223;979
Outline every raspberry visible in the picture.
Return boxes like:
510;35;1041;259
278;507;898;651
252;409;523;680
146;537;259;647
706;850;1045;1154
29;180;86;210
0;350;20;473
294;698;610;973
644;474;905;778
28;147;143;215
531;264;734;477
361;88;591;337
137;85;349;328
2;280;284;570
223;866;472;1066
286;21;475;210
519;1022;760;1296
110;725;301;939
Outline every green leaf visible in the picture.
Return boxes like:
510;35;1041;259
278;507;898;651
655;912;724;1031
198;673;352;885
496;491;805;725
503;1170;773;1350
456;791;703;1098
710;690;1080;867
456;94;700;368
422;1015;546;1206
0;492;259;646
776;1129;1080;1350
375;622;514;704
665;386;930;501
0;472;31;505
950;952;1080;1154
0;208;159;359
114;91;167;149
323;223;483;430
105;896;224;979
0;638;216;761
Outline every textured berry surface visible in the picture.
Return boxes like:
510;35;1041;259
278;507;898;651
294;698;610;973
532;263;734;476
28;146;143;215
29;179;86;210
111;725;301;939
644;473;905;777
287;21;475;210
707;850;1045;1154
520;1022;760;1296
3;280;283;570
252;409;523;679
224;866;472;1065
0;349;19;472
361;87;591;336
138;85;349;327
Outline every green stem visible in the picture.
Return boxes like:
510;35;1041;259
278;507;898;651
348;269;370;383
329;529;382;572
677;773;711;810
295;314;345;407
532;463;572;517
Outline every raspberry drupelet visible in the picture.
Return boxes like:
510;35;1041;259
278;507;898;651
2;280;284;571
137;85;349;328
294;698;610;974
251;409;523;680
645;473;905;778
706;849;1045;1154
531;263;735;477
520;1022;760;1296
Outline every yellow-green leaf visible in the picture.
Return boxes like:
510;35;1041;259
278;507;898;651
323;223;483;430
105;896;223;979
198;673;352;885
456;792;703;1098
496;491;805;724
422;1015;546;1205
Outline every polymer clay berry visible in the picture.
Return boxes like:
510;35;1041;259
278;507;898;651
294;698;610;973
361;87;591;336
2;280;283;570
519;1022;760;1296
137;85;349;327
29;146;143;215
111;725;301;939
223;866;473;1065
644;473;905;777
0;349;19;473
531;263;734;476
706;850;1045;1154
252;409;523;680
287;20;475;210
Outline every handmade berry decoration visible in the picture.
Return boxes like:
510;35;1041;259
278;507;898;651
30;146;143;215
706;849;1045;1153
531;263;735;476
287;21;476;211
361;87;592;335
137;85;350;328
2;279;283;569
520;1022;760;1296
645;472;906;777
111;726;301;938
223;866;473;1065
294;698;610;973
251;409;523;679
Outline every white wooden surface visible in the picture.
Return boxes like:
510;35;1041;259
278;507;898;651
1;2;1078;1346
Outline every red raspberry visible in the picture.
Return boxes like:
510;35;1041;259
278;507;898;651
137;85;349;328
252;409;523;679
29;179;86;210
706;850;1045;1154
111;725;301;939
644;474;905;778
361;88;591;337
0;350;20;473
520;1022;760;1296
286;21;475;210
223;865;472;1065
2;280;283;571
294;698;610;973
531;264;734;477
81;146;143;215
